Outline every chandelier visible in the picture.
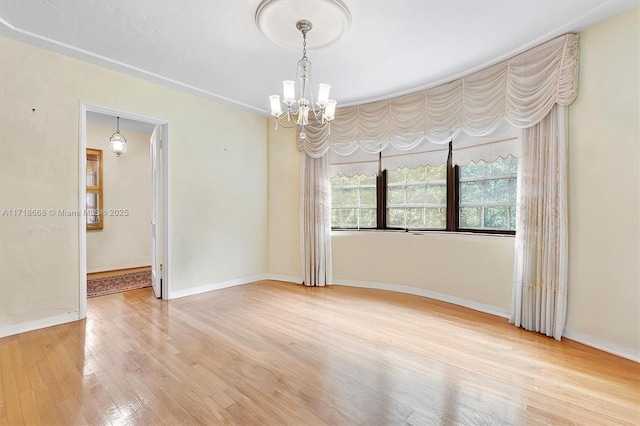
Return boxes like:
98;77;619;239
108;116;127;157
268;20;336;140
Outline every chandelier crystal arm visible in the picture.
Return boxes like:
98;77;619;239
268;19;337;140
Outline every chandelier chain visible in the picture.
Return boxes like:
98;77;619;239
302;30;307;59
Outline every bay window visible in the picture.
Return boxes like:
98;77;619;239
330;133;519;234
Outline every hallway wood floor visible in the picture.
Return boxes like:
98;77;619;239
1;281;638;425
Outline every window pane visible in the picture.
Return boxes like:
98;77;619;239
343;175;358;186
387;186;405;205
460;161;486;179
360;175;376;185
460;206;482;228
485;179;510;203
484;206;509;230
360;187;376;206
387;207;405;228
458;156;517;231
331;208;341;226
87;192;99;225
460;181;483;204
386;163;446;230
331;173;377;229
488;157;510;176
406;207;425;228
406;166;425;183
387;168;405;184
425;207;446;228
342;188;358;205
360;208;377;228
406;185;427;204
331;188;343;205
427;184;446;205
427;164;447;181
341;209;359;228
87;192;97;210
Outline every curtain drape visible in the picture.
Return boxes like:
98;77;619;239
510;105;568;340
450;123;520;166
299;33;579;157
330;125;521;175
330;150;379;177
300;152;332;286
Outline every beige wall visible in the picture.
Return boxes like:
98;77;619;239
332;232;515;315
0;36;268;334
567;7;639;356
86;123;152;273
267;125;302;280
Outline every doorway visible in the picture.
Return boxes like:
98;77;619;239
78;102;169;318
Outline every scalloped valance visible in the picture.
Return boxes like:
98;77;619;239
299;33;579;158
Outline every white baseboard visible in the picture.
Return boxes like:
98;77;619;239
265;274;303;284
168;274;270;299
333;279;511;319
87;263;151;274
0;311;80;339
168;274;305;299
563;327;639;363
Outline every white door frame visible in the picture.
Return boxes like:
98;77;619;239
149;126;162;299
78;101;170;318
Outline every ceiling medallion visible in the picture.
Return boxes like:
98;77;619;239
255;0;352;50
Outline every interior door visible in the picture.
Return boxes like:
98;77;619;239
150;126;161;298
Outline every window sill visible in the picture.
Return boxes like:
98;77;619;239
331;228;515;238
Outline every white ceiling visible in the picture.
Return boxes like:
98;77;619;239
0;0;636;116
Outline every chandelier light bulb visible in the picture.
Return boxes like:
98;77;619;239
325;99;337;121
111;139;124;151
269;95;282;116
283;81;295;104
317;84;331;107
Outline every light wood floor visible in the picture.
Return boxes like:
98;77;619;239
1;281;638;425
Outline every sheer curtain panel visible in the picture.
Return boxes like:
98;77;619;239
300;153;333;286
510;105;569;340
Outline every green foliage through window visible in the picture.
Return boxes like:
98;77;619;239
330;174;377;229
459;156;518;231
330;148;518;234
386;164;447;229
